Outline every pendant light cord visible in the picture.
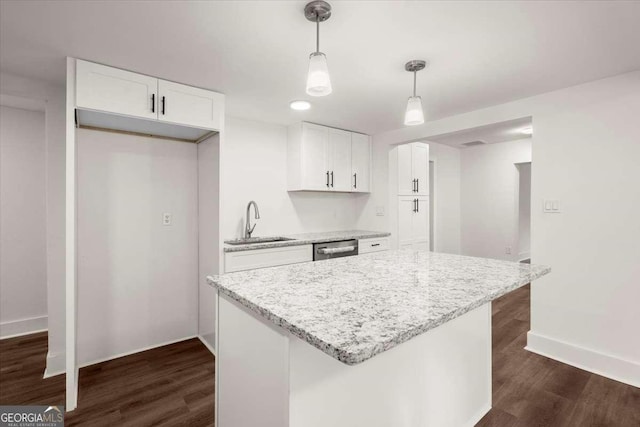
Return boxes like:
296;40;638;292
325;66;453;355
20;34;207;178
413;71;417;97
316;15;320;53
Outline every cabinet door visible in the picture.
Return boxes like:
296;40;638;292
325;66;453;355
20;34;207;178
351;133;370;192
76;60;158;120
158;79;223;130
412;143;429;195
397;144;414;195
329;128;352;191
301;123;330;191
413;196;430;244
398;196;417;247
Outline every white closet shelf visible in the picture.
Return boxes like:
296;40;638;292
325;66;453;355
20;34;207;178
76;108;217;143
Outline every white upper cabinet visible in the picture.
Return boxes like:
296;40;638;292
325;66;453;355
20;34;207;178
397;144;414;195
329;128;352;191
158;80;223;130
412;143;429;195
301;123;330;191
397;142;429;195
288;122;371;193
76;60;158;120
351;133;371;192
75;60;223;135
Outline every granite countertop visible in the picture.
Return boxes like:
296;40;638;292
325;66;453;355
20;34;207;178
223;229;391;252
207;250;550;365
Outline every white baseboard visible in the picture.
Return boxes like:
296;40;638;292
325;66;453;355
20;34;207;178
526;331;640;388
198;334;217;356
465;403;491;427
44;351;66;378
43;335;200;378
0;316;47;339
78;335;198;369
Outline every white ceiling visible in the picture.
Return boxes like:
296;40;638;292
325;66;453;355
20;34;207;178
1;1;639;135
428;117;532;149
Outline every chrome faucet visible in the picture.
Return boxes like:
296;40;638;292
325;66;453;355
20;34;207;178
245;200;260;238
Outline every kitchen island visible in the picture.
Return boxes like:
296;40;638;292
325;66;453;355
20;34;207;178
207;250;550;427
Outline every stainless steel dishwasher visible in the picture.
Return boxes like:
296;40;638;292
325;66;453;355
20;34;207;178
313;239;359;261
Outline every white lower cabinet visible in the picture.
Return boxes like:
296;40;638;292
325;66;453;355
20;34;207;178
224;245;313;273
359;237;390;254
398;196;429;250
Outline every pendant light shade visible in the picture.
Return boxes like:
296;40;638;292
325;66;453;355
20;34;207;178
306;52;332;96
403;60;428;126
404;96;424;126
304;1;332;97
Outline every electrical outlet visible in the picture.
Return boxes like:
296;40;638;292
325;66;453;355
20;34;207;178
505;246;512;255
162;213;172;226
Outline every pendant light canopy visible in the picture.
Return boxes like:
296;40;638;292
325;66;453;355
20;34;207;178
404;60;427;126
304;1;332;97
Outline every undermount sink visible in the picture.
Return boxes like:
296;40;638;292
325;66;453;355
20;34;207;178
224;236;296;245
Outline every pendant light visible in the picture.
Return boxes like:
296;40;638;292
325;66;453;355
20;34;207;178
304;1;332;96
404;60;427;126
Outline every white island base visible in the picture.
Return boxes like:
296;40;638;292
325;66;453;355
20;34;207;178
216;294;492;427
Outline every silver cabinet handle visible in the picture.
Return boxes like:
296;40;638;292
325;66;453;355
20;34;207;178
317;246;356;255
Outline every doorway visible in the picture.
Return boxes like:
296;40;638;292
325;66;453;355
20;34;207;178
0;100;48;341
516;162;531;262
429;160;435;251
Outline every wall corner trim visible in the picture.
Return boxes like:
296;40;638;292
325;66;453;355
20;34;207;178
44;350;65;378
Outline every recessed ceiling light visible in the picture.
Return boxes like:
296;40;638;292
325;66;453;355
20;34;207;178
521;126;533;135
290;100;311;111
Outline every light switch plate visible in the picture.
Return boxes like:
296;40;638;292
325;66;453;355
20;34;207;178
376;206;385;216
543;200;561;213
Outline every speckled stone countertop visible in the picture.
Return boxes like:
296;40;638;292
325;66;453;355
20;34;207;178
207;250;550;365
223;230;390;252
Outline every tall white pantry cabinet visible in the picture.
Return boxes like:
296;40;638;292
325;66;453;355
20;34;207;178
396;142;430;250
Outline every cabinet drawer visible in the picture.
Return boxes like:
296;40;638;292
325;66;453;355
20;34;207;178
224;245;312;273
358;237;390;254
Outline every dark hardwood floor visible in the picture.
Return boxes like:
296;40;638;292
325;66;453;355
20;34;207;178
0;334;214;426
1;286;638;426
477;285;640;426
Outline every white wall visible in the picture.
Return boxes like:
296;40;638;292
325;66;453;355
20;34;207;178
0;71;66;375
0;105;48;338
517;163;531;260
460;139;531;261
221;117;364;240
428;142;461;254
76;129;198;365
356;139;461;254
372;71;640;386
